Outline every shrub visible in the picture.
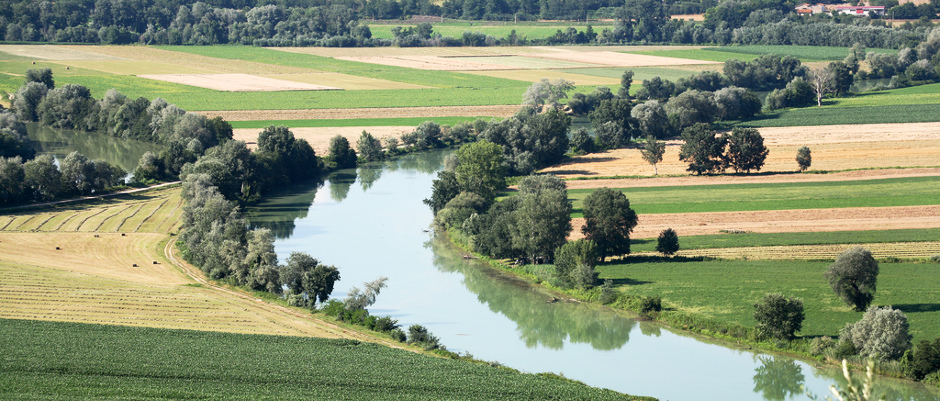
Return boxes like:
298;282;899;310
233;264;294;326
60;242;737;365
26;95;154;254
407;324;441;350
834;339;858;359
901;338;940;380
373;316;399;332
841;306;912;361
930;254;940;263
389;328;407;342
810;336;835;356
640;296;662;314
753;293;805;341
656;228;680;256
598;279;618;305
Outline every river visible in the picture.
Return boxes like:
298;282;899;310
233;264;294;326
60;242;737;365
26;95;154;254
244;150;939;401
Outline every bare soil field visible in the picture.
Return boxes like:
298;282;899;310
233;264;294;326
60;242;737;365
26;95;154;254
67;45;317;75
543;122;940;180
0;45;121;61
571;205;940;239
261;72;431;90
49;60;216;75
198;105;520;121
636;241;940;260
138;73;342;92
563;168;940;189
463;69;622;85
530;51;722;67
234;126;416;153
276;45;705;58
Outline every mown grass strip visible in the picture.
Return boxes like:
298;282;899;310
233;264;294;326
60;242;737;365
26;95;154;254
599;259;940;342
229;116;496;129
702;45;896;61
0;318;651;401
568;176;940;217
631;228;940;253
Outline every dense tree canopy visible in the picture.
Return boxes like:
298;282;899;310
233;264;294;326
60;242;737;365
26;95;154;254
679;123;727;175
826;247;879;311
581;187;638;261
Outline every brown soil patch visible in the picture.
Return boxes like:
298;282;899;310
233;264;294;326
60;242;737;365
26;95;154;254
530;51;721;67
671;14;706;21
234;126;415;153
543;122;940;179
563;168;940;189
139;73;341;92
67;45;316;75
570;205;940;239
197;105;520;121
639;241;940;260
0;45;121;61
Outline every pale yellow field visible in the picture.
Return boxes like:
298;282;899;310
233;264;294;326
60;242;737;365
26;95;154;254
275;45;705;58
48;59;216;75
64;45;317;75
463;69;621;85
0;45;121;60
262;72;432;90
139;73;342;92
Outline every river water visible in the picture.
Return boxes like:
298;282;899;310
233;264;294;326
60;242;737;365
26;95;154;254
242;150;939;401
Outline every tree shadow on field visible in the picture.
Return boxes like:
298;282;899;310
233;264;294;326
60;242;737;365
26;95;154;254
892;303;940;313
545;169;595;176
607;278;652;286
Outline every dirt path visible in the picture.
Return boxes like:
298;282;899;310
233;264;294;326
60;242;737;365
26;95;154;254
162;239;401;346
570;205;940;238
563;168;940;189
196;105;520;121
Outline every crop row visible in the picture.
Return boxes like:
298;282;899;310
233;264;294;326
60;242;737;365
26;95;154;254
0;190;181;234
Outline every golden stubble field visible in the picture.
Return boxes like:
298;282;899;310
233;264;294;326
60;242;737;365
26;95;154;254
0;188;386;342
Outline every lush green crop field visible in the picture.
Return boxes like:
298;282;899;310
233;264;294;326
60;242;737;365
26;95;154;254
831;83;940;107
628;49;761;63
599;259;940;342
703;45;896;61
567;176;940;217
367;22;613;40
567;66;720;83
738;103;940;127
229;116;493;129
630;228;940;253
0;319;651;401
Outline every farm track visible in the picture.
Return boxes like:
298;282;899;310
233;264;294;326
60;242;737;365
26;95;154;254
634;241;940;260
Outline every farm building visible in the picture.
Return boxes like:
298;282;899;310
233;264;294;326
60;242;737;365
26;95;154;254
795;3;827;15
829;5;886;16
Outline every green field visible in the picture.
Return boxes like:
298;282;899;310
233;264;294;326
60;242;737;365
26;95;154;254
367;22;613;40
599;259;940;342
628;49;763;63
567;66;721;84
567;176;940;217
630;228;940;253
0;318;651;401
737;103;940;127
630;45;896;63
229;116;496;129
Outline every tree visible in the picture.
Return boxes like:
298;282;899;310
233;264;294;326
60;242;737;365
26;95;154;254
424;171;460;214
826;247;879;311
589;98;635;146
656;228;679;256
725;127;769;173
522;78;574;110
840;306;912;361
713;87;762;120
133;151;164;182
619;70;634;98
25;68;54;89
327;135;357;169
581;187;638;261
753;293;805;341
553;239;598;289
640;136;666;175
570;128;597;154
454;140;506;203
23;154;62;202
664;90;719;130
808;65;832;107
14;82;49;122
356;130;383;162
901;338;940;380
511;185;571;262
303;264;342;305
796;146;812;171
679;123;727;175
345;276;388;310
631;99;670;139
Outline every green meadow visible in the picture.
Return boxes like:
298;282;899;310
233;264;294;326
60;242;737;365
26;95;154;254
630;228;940;253
367;22;614;40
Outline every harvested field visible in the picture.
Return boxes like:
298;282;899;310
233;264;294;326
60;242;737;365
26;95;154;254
0;233;353;338
0;188;183;234
234;126;415;153
563;168;940;189
571;205;940;239
463;69;621;85
451;55;597;69
542;122;940;179
336;55;518;71
636;241;940;260
138;73;342;92
197;105;520;121
276;45;705;58
0;45;121;61
261;72;431;90
529;51;721;67
67;45;316;75
48;60;216;75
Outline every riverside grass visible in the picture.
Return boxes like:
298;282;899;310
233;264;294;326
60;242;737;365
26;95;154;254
567;175;940;217
0;318;652;401
598;258;940;343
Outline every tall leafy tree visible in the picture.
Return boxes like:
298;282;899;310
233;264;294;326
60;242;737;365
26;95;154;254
554;239;598;289
796;146;812;171
327;135;357;169
725;127;769;173
679;123;726;175
454;140;506;202
356;130;383;162
511;182;571;262
640;136;666;175
424;171;460;214
826;247;879;311
581;187;638;261
753;293;805;341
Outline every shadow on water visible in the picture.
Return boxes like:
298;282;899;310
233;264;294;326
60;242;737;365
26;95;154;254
427;234;635;351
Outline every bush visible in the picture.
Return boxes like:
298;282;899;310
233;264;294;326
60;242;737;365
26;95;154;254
901;338;940;381
407;324;441;350
810;336;835;356
640;296;662;315
389;328;407;342
753;293;805;341
373;316;400;332
931;254;940;263
841;306;912;361
656;228;680;256
598;279;618;305
834;339;858;359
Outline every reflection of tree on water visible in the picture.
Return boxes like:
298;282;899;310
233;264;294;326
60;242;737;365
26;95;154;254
328;172;356;202
393;149;447;174
358;165;382;191
246;181;321;239
808;363;940;401
27;123;163;173
752;355;804;401
429;235;634;351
